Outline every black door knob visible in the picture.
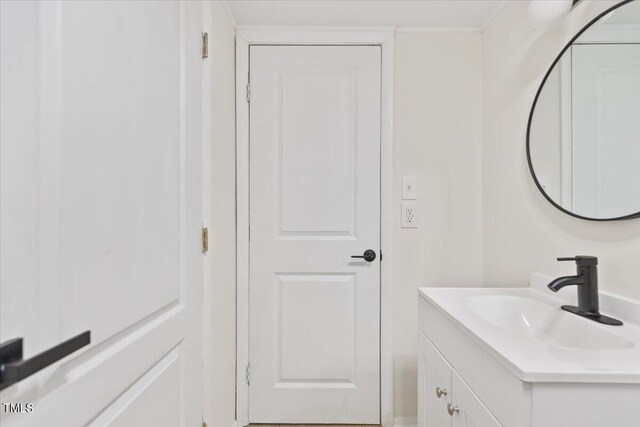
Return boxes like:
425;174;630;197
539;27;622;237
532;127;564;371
351;249;376;262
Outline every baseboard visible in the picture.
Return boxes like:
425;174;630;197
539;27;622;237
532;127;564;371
233;418;413;427
394;416;418;427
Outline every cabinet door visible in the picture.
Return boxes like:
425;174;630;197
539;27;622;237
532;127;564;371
419;332;452;427
451;371;501;427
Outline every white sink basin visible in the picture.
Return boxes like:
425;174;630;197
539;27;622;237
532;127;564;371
418;273;640;383
465;295;634;350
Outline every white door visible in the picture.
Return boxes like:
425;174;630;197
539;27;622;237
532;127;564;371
0;2;202;426
571;43;640;218
248;45;381;424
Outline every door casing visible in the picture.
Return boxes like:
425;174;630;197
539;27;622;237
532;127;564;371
235;27;395;427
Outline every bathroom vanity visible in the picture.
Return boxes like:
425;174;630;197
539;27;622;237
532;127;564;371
418;274;640;427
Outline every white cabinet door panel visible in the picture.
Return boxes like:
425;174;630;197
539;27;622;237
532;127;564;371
419;333;453;427
451;372;501;427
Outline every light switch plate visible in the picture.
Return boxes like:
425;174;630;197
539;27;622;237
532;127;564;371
401;176;418;200
401;201;419;228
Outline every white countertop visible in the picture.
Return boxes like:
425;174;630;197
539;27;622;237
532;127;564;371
418;274;640;384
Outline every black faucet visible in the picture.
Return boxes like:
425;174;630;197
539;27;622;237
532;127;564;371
548;256;623;326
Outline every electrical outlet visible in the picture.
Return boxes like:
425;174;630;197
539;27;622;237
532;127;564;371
401;176;418;200
401;201;419;228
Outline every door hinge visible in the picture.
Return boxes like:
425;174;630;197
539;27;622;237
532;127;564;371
380;250;383;261
246;363;251;386
246;83;251;103
202;227;209;254
202;32;208;59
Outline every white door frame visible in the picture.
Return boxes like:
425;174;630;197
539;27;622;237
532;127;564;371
235;27;395;427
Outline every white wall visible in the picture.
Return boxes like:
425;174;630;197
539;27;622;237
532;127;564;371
205;24;485;423
393;31;484;418
483;0;640;300
202;2;236;426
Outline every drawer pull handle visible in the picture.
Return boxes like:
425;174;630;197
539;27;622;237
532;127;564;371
435;386;448;398
447;403;460;416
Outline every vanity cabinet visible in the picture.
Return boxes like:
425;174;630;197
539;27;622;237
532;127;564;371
419;332;500;427
418;285;640;427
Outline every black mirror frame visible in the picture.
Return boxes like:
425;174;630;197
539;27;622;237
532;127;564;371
526;0;640;222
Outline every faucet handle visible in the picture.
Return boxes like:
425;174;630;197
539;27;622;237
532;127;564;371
557;256;598;266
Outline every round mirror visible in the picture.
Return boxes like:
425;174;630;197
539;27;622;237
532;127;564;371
527;0;640;221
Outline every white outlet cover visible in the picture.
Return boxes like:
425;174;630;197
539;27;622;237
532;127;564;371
401;201;419;228
401;176;418;200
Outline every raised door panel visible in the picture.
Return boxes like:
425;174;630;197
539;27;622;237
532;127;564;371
451;371;501;427
277;274;356;384
419;332;452;427
57;0;183;345
278;69;357;237
87;349;181;427
1;0;182;364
